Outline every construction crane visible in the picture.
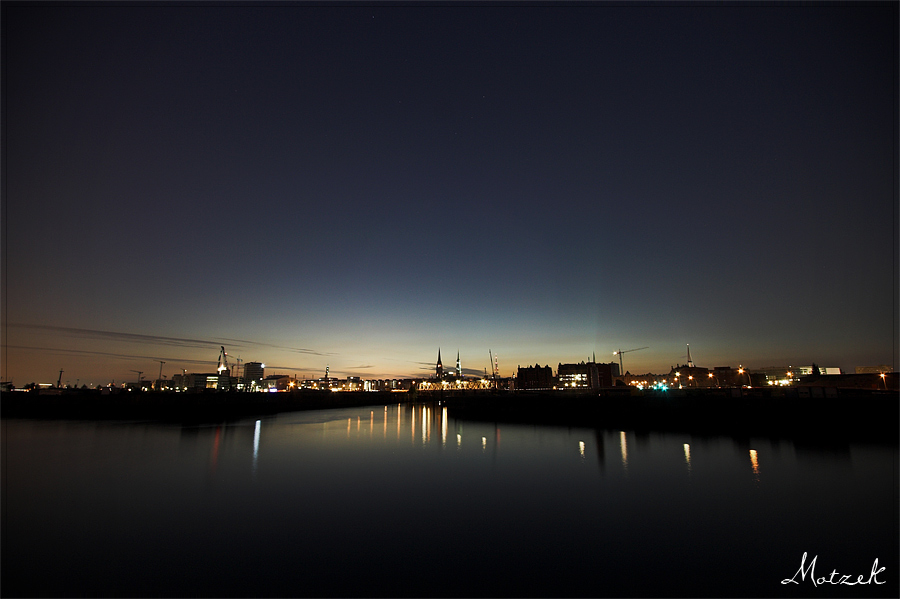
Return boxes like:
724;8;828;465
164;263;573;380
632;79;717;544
217;346;229;374
229;355;244;390
57;369;64;388
612;347;649;375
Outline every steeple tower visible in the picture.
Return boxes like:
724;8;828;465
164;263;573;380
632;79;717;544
436;349;443;379
456;351;461;378
687;344;694;368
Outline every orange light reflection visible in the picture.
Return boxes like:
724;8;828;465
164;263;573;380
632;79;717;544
749;449;760;478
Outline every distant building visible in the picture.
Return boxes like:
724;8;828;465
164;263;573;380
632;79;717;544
558;362;599;390
752;366;800;386
263;374;292;391
595;362;619;387
436;349;443;379
667;364;711;388
365;379;418;392
175;373;230;391
557;361;619;390
798;373;897;390
516;364;553;390
243;362;264;389
855;365;893;374
792;365;842;376
710;366;740;387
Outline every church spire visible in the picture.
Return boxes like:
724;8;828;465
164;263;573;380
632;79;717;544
436;349;443;379
456;351;461;378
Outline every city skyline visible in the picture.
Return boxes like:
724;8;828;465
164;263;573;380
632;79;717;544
2;322;886;386
3;2;897;386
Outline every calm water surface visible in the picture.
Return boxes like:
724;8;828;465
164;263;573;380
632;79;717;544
2;403;897;597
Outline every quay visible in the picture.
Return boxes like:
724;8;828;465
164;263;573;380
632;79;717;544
433;387;899;443
2;387;897;443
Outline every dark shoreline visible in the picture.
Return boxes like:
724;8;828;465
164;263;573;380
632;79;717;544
441;390;900;445
2;388;897;444
0;389;403;423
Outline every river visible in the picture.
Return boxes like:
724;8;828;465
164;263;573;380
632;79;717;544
2;402;896;597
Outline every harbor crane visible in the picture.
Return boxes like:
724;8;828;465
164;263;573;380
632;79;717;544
612;347;649;375
217;346;229;374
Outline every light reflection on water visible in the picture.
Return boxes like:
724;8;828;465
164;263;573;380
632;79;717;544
252;419;260;475
2;404;896;598
750;448;760;481
684;442;692;476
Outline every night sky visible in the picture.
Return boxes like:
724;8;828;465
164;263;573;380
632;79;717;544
2;1;897;386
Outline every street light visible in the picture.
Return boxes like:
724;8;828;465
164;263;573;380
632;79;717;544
738;367;750;388
880;372;887;390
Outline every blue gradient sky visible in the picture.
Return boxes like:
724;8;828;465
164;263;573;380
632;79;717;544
3;2;897;385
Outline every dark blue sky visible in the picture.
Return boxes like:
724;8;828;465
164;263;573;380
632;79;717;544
3;2;897;384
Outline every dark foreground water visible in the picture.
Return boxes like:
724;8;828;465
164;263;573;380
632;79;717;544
2;403;897;597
